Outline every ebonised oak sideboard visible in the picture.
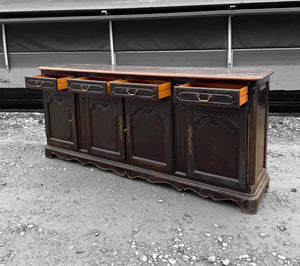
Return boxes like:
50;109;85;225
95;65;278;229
25;64;273;214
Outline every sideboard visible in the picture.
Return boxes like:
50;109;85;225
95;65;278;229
25;64;272;214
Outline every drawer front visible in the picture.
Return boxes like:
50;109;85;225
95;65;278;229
110;83;159;100
25;75;73;91
68;79;108;95
110;80;171;100
174;84;248;108
25;76;57;91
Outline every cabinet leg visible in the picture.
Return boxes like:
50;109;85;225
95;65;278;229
236;176;270;214
236;198;259;214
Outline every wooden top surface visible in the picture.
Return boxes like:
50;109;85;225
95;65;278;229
39;64;273;81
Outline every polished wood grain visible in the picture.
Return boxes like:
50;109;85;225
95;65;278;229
39;64;273;81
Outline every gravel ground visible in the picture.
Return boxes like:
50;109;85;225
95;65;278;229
0;112;299;266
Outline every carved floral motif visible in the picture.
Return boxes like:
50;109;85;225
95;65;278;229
192;109;240;129
188;125;193;155
118;115;125;159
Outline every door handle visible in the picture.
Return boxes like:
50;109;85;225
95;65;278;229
81;84;90;92
126;88;137;96
35;81;44;87
197;94;211;103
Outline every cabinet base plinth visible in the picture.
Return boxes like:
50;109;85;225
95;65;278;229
45;145;269;214
236;178;269;214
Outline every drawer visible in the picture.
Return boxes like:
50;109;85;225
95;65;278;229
174;83;248;108
67;77;123;95
110;79;171;100
25;74;74;91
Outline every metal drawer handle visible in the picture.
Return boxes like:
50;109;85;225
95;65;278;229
68;119;72;123
81;84;90;92
126;88;137;96
197;94;212;103
35;81;44;87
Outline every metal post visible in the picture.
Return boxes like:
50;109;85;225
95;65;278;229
227;15;232;69
2;24;9;71
109;20;116;66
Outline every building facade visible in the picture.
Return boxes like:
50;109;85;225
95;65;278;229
1;0;300;110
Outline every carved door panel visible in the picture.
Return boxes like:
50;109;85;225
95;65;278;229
83;95;125;161
124;98;172;173
187;105;248;190
44;91;77;150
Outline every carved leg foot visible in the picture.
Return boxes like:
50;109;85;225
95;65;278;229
236;198;259;214
45;148;55;159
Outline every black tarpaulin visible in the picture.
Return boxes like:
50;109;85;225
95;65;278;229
114;17;228;51
6;22;110;52
0;27;3;52
5;17;228;53
233;14;300;49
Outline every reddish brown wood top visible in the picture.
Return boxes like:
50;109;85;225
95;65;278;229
39;64;273;81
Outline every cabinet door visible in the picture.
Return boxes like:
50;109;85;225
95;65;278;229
44;91;77;150
124;98;172;172
84;95;125;161
187;105;248;190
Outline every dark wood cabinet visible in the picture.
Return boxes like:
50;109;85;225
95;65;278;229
124;98;172;172
44;91;77;150
81;94;125;161
26;65;273;214
186;105;248;191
